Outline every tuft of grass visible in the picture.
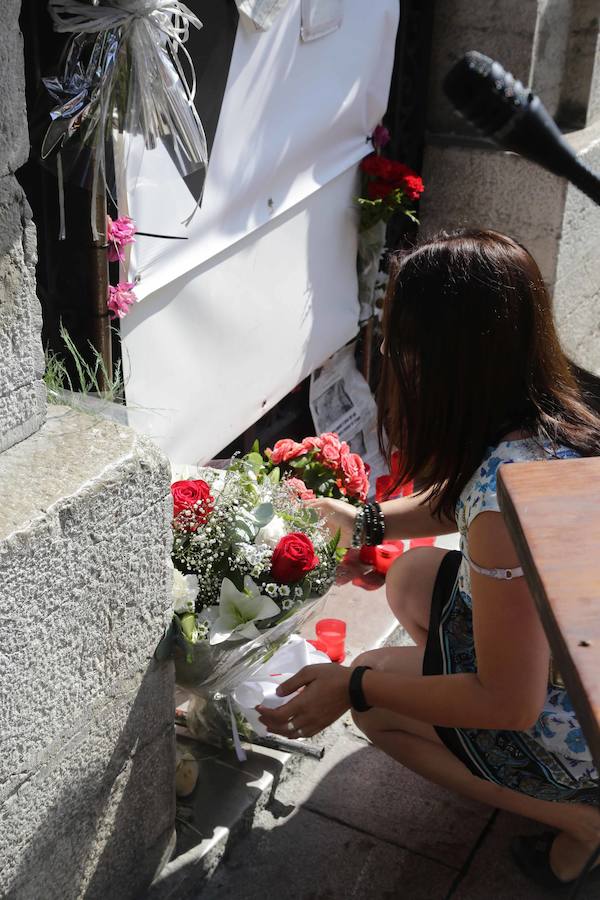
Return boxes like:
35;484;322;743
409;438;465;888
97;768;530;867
44;323;124;404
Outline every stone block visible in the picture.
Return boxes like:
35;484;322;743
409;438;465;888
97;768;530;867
0;406;176;899
0;176;46;453
426;0;572;136
558;0;600;127
553;119;600;371
274;718;492;870
0;2;30;178
201;806;457;900
419;139;566;287
453;811;598;899
0;661;176;900
420;122;600;372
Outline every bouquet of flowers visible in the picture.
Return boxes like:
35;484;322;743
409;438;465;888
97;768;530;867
165;456;345;754
243;431;369;505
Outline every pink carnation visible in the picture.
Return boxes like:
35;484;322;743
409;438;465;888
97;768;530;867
314;432;347;468
301;436;324;452
107;282;137;319
107;215;136;263
340;452;369;501
267;438;306;465
285;477;316;501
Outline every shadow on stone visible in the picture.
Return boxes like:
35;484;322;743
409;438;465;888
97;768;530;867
3;660;175;900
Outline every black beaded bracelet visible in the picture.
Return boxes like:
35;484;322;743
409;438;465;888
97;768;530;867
349;665;372;712
362;501;385;546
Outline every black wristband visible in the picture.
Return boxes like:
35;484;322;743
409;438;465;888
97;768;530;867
349;665;373;712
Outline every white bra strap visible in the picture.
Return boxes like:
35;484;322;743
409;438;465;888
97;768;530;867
463;551;524;580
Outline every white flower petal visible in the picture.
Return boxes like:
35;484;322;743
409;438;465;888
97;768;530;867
236;621;262;640
235;588;280;622
254;515;287;549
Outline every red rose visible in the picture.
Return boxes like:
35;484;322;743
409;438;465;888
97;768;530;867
171;479;214;521
271;533;319;584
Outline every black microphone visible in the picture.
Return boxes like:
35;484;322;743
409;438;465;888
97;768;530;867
443;51;600;206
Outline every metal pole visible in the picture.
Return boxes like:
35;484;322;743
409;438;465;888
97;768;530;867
90;188;113;393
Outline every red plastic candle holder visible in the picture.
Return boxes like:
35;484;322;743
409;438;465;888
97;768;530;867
314;618;347;663
373;542;404;575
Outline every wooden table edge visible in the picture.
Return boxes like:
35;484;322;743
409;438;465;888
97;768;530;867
497;465;600;771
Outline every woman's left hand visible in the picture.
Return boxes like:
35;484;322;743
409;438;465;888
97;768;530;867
256;663;351;739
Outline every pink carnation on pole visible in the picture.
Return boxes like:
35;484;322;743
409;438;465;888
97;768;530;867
106;215;136;263
107;282;137;319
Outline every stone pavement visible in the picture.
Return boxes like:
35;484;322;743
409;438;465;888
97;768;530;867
154;547;598;900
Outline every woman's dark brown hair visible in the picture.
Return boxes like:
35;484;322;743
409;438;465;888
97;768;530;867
378;228;600;519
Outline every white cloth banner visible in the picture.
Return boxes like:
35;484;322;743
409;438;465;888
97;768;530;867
124;0;399;302
120;167;362;463
119;0;399;464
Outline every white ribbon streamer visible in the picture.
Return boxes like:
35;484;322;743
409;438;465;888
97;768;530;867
44;0;207;239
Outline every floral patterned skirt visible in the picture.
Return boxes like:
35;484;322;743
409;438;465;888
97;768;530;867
423;550;600;806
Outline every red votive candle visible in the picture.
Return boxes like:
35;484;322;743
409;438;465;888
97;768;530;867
359;545;377;565
373;542;404;575
315;618;347;663
307;638;329;654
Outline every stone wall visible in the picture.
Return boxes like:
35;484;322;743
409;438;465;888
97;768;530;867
0;5;176;898
0;0;46;453
419;0;600;372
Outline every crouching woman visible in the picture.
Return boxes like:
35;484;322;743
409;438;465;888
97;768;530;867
257;230;600;891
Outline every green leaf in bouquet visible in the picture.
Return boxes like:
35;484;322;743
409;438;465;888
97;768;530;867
328;528;341;553
251;438;260;453
245;452;265;472
316;477;336;495
232;520;257;543
289;456;308;469
269;467;281;484
336;546;348;563
252;502;274;526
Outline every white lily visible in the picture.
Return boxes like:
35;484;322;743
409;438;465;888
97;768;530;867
172;570;199;614
209;576;280;645
255;514;287;549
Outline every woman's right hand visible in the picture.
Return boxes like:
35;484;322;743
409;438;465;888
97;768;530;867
307;497;358;547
